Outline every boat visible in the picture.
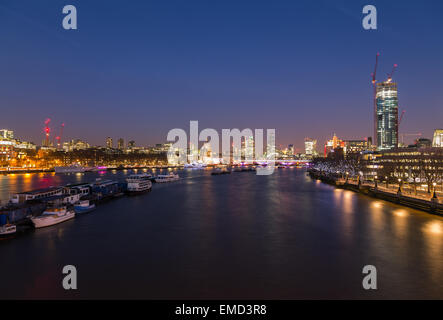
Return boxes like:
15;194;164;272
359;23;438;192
31;207;75;229
90;179;122;201
126;173;153;194
184;162;207;169
74;200;96;214
0;224;17;237
54;165;86;174
155;173;180;183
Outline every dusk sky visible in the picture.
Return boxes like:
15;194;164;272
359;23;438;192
0;0;442;152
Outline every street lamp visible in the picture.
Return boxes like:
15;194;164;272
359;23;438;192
433;182;438;199
397;178;402;194
374;175;378;189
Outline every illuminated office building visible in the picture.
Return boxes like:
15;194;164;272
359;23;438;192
106;137;113;149
324;134;344;157
288;144;294;156
304;138;317;157
117;138;124;150
376;81;399;150
432;129;443;147
0;129;14;140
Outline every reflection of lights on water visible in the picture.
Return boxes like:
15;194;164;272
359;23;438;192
24;173;31;177
98;171;106;174
344;191;352;199
372;201;382;209
426;222;443;235
393;209;408;217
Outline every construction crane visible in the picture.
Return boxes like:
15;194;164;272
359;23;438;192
398;109;405;126
44;118;51;147
371;53;380;147
387;64;398;83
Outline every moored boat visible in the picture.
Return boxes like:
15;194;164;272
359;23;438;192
184;162;207;169
155;173;179;183
0;224;17;237
54;165;86;174
126;173;153;194
31;207;75;229
74;200;96;214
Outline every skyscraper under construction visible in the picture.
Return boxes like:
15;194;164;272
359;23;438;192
376;81;399;150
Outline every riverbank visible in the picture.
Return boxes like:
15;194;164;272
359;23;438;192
308;169;443;215
0;165;183;175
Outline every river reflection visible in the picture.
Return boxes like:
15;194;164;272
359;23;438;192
0;168;442;299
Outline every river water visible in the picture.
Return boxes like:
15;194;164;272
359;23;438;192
0;168;442;299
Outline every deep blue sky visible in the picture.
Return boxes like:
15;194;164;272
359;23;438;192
0;0;442;151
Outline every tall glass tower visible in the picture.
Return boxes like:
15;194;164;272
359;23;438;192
376;81;398;150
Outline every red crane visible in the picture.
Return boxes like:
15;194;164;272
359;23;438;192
371;53;380;146
387;64;398;83
44;118;51;147
398;109;405;126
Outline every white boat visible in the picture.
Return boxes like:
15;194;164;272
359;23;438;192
0;224;17;237
54;165;86;174
126;173;153;193
31;207;75;229
184;162;207;169
155;173;180;183
74;200;96;213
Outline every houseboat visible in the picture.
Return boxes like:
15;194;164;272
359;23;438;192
126;173;153;194
10;187;66;204
90;179;122;201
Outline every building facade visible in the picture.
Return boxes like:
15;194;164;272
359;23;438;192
0;129;14;140
117;138;124;150
433;129;443;147
106;137;113;149
376;81;399;150
304;138;317;157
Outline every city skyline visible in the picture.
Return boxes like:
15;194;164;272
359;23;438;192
0;0;442;151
